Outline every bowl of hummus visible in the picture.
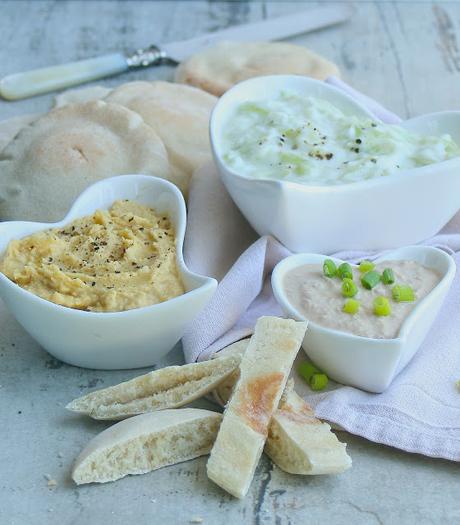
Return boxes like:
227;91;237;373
0;175;217;369
272;246;455;392
210;75;460;254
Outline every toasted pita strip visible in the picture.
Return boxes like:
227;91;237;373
72;409;222;485
212;343;351;476
175;41;340;96
66;353;241;420
207;316;307;498
265;380;351;475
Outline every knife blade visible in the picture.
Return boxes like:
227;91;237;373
162;4;353;61
0;5;352;101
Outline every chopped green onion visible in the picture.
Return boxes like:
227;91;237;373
309;373;329;391
323;259;337;278
361;270;381;289
373;296;391;316
359;260;375;273
342;278;358;297
392;285;415;302
338;262;353;280
381;268;395;285
298;362;321;383
343;298;360;314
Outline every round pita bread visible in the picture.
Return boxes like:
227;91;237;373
54;85;113;108
0;100;170;222
106;81;217;191
174;41;340;96
0;113;40;153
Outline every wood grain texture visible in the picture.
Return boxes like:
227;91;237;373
1;2;460;525
1;1;460;121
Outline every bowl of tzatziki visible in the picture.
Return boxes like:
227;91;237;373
210;75;460;254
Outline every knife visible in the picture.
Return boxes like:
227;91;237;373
0;5;352;101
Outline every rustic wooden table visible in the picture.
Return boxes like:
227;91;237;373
1;2;459;524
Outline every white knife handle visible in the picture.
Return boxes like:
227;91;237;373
0;53;128;100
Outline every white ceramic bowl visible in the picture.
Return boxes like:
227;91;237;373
210;75;460;254
272;246;455;393
0;175;217;370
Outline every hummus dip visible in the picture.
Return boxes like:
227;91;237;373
283;260;441;339
0;200;185;312
222;92;460;185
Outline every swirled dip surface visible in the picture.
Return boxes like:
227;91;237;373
283;261;441;339
222;92;460;185
0;200;185;312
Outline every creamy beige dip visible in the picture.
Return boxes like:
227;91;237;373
0;200;185;312
283;261;441;339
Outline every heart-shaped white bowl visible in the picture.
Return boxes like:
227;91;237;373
210;75;460;254
0;175;217;370
272;246;455;393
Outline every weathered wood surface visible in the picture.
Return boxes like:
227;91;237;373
1;2;460;525
1;1;460;120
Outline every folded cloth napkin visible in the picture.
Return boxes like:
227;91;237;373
182;77;460;462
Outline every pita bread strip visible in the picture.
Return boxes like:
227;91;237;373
67;353;241;420
212;344;351;476
265;380;351;475
72;409;222;485
206;316;307;498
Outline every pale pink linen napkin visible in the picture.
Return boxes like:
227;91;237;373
182;77;460;461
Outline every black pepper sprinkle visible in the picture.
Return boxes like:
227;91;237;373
353;148;360;153
128;217;134;222
371;158;377;163
48;257;53;262
91;282;96;287
371;123;377;127
356;138;362;144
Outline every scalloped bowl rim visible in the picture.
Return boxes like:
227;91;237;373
210;74;460;192
0;174;216;318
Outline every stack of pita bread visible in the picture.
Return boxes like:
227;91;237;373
68;317;351;496
0;41;339;223
0;81;216;222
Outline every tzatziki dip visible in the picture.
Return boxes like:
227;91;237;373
283;260;441;339
222;92;460;185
